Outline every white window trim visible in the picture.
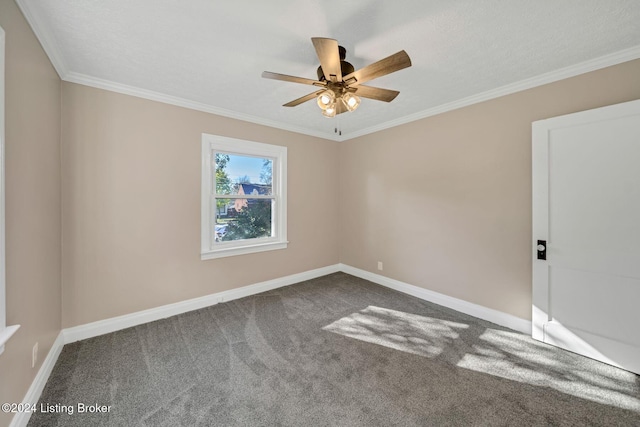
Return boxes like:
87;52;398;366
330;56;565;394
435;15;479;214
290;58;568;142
0;25;20;355
201;134;287;260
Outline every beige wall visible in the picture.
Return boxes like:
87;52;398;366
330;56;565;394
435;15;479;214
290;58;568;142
2;1;640;419
0;0;62;425
61;82;340;327
339;59;640;320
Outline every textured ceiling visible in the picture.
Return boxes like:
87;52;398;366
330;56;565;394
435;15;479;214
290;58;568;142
17;0;640;141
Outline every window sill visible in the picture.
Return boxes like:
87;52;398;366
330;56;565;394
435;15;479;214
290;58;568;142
201;241;288;260
0;325;20;356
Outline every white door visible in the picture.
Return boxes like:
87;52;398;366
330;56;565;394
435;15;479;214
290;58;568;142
532;99;640;375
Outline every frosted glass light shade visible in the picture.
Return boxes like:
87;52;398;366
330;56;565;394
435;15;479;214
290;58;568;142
322;103;337;118
317;90;335;110
342;93;360;112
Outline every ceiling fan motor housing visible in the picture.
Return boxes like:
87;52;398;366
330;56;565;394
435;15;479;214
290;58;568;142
316;46;355;82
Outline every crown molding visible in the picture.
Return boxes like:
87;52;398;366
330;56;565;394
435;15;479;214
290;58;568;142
65;44;640;142
64;72;341;141
14;0;640;142
15;0;68;78
343;45;640;141
16;0;338;142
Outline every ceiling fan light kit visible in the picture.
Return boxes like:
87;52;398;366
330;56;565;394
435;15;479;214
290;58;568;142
316;89;360;117
317;89;336;110
342;92;360;112
322;104;337;118
262;37;411;119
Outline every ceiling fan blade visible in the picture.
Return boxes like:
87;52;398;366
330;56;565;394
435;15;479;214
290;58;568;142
311;37;342;82
262;71;325;87
283;90;325;107
343;50;411;86
353;85;400;102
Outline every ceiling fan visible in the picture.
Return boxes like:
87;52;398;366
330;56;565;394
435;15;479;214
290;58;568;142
262;37;412;118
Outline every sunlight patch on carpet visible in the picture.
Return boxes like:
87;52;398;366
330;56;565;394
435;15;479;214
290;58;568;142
322;306;469;358
456;329;640;412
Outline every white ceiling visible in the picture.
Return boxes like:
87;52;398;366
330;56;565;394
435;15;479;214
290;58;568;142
17;0;640;141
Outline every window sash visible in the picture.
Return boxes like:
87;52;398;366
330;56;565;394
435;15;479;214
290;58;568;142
201;134;287;260
213;151;277;197
211;197;278;249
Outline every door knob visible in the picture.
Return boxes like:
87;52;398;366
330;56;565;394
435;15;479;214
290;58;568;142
537;240;547;260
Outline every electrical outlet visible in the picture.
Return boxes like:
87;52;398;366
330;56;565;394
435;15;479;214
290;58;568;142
377;261;383;271
32;342;38;368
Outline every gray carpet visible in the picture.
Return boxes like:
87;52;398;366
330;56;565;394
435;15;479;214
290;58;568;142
29;272;640;426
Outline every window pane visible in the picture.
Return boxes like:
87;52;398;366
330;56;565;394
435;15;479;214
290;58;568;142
214;198;233;242
216;198;273;242
215;153;272;196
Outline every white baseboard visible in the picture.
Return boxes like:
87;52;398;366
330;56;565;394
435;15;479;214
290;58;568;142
339;264;532;334
9;332;65;427
63;263;530;343
63;264;341;343
12;262;531;427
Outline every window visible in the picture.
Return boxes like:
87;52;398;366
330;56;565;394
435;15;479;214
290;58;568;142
201;134;287;259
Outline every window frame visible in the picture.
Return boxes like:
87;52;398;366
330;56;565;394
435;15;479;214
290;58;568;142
0;25;19;355
201;134;287;260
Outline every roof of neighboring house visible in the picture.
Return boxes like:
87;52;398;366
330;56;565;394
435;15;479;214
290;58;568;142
238;183;271;196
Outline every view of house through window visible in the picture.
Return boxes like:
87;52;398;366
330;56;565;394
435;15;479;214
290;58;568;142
201;134;287;260
214;154;274;242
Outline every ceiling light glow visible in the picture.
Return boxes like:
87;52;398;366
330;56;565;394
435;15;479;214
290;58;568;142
342;93;360;112
317;90;335;110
